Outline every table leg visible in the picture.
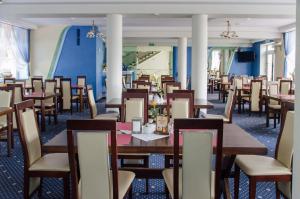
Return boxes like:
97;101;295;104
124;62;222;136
6;111;12;157
238;90;241;114
41;100;46;132
79;89;83;112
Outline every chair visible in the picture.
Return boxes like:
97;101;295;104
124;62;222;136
242;80;262;115
162;80;175;94
121;92;148;123
54;76;63;94
15;100;70;199
31;77;43;92
139;74;150;82
0;86;14;156
173;90;196;117
205;88;236;123
165;82;181;94
7;83;23;130
136;81;151;91
279;80;292;95
15;79;26;88
4;77;15;84
60;78;78;114
87;88;119;120
67;119;135;199
220;75;230;102
162;118;223;199
166;93;194;121
266;83;281;128
234;103;294;199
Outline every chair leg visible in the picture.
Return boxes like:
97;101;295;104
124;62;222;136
274;113;277;128
249;177;257;199
234;164;240;199
63;175;70;199
146;179;149;193
266;112;269;127
128;184;133;199
38;177;43;198
165;183;170;199
24;175;30;199
276;186;281;199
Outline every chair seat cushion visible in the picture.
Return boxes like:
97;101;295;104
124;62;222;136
72;96;79;100
94;112;119;120
268;104;281;110
29;153;70;172
78;170;135;199
205;114;230;122
162;168;214;199
235;155;292;176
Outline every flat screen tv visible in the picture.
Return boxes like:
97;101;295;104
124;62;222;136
237;51;255;62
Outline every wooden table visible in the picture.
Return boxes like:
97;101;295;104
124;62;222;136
0;107;13;157
43;123;267;199
23;92;57;132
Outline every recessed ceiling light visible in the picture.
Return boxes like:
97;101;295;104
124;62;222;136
70;17;76;20
247;18;251;21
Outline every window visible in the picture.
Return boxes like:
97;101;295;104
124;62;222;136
0;23;29;80
260;43;275;81
284;31;296;79
211;50;221;71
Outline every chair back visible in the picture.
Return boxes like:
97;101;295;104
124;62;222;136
279;80;292;95
15;100;42;194
0;87;14;128
276;102;294;199
61;78;72;110
67;120;118;199
45;80;56;104
166;82;181;94
126;89;148;93
7;84;23;129
268;83;279;105
166;93;193;120
250;80;262;112
31;77;43;92
224;89;236;123
173;119;223;199
4;78;15;84
173;90;195;100
221;75;229;83
15;80;26;87
87;88;97;119
77;76;86;95
234;78;243;89
54;76;63;93
136;81;151;91
121;92;148;124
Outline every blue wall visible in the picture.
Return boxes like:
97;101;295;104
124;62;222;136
54;26;105;99
173;47;192;88
229;47;254;76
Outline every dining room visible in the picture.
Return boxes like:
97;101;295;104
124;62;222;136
0;0;299;199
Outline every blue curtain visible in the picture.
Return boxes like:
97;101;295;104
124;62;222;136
283;31;296;78
12;26;30;79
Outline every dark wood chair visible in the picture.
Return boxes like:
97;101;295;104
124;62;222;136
279;79;293;95
173;90;196;117
136;81;152;91
67;119;134;199
266;83;281;128
15;100;70;199
31;77;43;92
76;75;88;108
219;75;230;102
60;78;78;114
166;92;194;121
165;82;181;94
126;88;148;93
54;76;63;111
242;80;262;116
163;118;223;199
139;74;150;82
7;83;23;130
4;77;16;84
234;102;294;199
0;86;14;156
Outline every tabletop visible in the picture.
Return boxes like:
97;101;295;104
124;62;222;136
23;92;57;100
264;94;295;103
43;123;267;156
105;98;214;109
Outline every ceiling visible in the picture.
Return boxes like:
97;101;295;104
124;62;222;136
0;0;296;46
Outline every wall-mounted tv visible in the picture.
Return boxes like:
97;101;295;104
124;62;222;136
237;51;255;62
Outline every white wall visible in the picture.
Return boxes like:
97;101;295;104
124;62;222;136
30;25;66;77
293;0;300;197
135;46;172;77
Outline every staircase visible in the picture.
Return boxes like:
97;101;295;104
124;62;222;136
123;51;160;68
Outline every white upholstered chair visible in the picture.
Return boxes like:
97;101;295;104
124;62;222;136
67;119;135;199
266;83;281;128
87;88;119;120
166;82;181;94
242;80;262;115
205;88;236;123
31;77;43;92
15;100;70;199
7;83;23;129
234;107;294;199
279;80;292;95
166;93;193;121
0;87;14;156
61;78;78;114
163;118;223;199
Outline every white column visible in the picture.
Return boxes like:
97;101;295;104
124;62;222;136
293;0;300;197
106;14;123;102
178;37;188;89
192;14;208;99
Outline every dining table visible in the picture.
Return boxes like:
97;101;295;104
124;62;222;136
43;122;267;199
0;107;13;157
23;92;58;132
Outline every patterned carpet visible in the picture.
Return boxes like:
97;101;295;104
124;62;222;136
0;93;283;199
